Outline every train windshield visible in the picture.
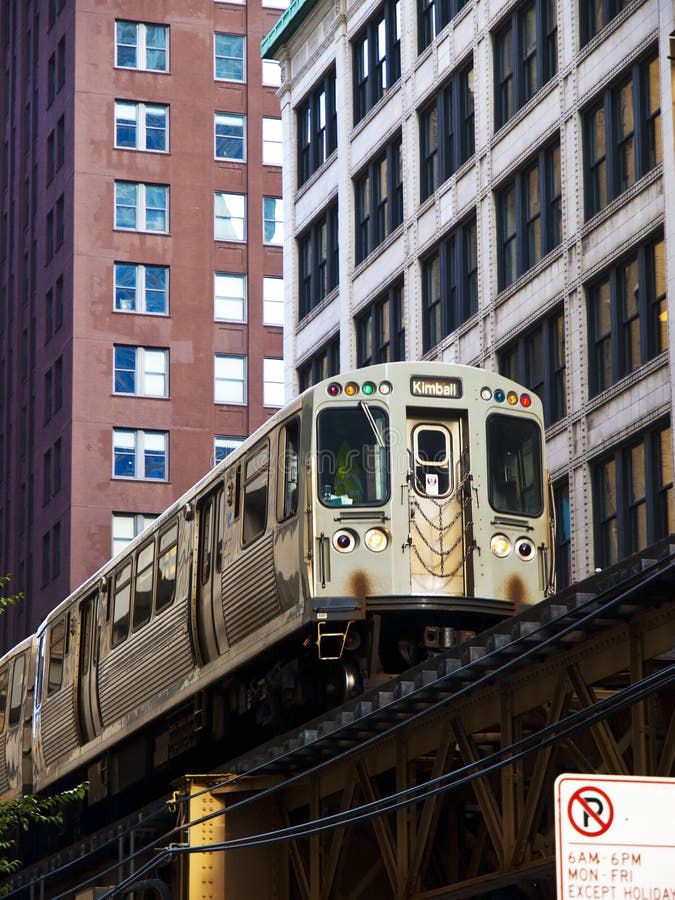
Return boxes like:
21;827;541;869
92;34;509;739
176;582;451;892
317;404;389;506
486;413;543;516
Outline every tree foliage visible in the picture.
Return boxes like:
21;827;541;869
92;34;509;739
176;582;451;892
0;577;88;890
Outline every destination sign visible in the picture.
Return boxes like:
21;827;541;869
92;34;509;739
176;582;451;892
410;376;463;399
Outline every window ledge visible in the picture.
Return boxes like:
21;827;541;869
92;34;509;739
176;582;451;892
295;286;339;333
296;150;338;200
580;165;663;239
494;244;565;306
351;224;404;281
585;351;669;412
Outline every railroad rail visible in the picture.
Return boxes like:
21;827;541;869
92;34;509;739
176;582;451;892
6;538;675;898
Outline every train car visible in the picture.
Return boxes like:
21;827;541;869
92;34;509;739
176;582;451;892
0;635;37;799
28;362;553;804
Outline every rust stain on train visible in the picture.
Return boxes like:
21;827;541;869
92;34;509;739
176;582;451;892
349;570;371;607
505;574;530;612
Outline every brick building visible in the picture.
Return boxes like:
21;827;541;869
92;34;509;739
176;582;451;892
0;0;285;647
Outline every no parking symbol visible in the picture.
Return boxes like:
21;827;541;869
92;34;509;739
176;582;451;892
567;785;614;837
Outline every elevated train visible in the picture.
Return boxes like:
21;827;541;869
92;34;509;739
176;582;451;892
0;362;554;805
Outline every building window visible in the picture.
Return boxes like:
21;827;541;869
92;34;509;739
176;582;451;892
297;69;338;186
113;346;168;397
587;234;667;397
46;209;54;261
497;140;561;291
214;33;245;82
421;216;477;352
419;61;474;201
298;202;339;319
215;354;246;405
494;0;558;129
47;53;56;105
354;133;403;265
262;117;283;165
47;131;55;182
215;192;246;241
580;0;629;47
43;449;52;505
353;0;402;124
115;21;168;72
263;276;284;326
418;0;469;52
215;112;245;161
262;59;282;88
356;280;405;366
298;336;340;391
115;101;168;152
57;35;66;91
499;306;566;426
113;429;168;480
214;273;246;322
214;436;244;466
263;197;284;245
583;53;661;220
114;262;168;314
263;358;285;407
593;421;673;568
55;275;64;329
114;181;168;233
112;512;158;556
55;194;64;248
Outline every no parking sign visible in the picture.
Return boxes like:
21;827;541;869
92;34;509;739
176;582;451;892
555;774;675;897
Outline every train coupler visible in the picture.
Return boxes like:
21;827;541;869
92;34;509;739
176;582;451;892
316;620;352;660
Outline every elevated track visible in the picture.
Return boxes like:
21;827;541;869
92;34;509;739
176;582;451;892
7;539;675;899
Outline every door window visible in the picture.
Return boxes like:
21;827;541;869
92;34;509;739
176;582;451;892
412;424;452;497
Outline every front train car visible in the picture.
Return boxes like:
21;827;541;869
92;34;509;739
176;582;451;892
302;361;553;672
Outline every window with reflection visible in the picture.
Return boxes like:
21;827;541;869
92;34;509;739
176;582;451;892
318;406;390;506
587;233;666;397
593;421;673;568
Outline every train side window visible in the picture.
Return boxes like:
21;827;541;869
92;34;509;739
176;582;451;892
242;441;269;546
279;419;300;521
156;523;178;612
47;616;67;695
8;653;26;727
200;497;214;585
112;562;132;646
0;666;8;733
412;425;452;497
133;541;154;630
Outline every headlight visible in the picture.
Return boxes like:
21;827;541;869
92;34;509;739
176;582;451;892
490;534;512;558
515;537;536;560
364;528;389;552
332;529;358;553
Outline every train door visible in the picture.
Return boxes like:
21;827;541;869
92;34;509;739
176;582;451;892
78;591;102;743
196;485;227;664
407;415;469;596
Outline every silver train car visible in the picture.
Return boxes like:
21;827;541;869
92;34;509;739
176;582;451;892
0;362;554;803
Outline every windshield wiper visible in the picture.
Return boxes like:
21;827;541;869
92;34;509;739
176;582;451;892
359;400;385;448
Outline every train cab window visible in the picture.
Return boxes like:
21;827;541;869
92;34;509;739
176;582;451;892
47;616;68;695
242;442;269;545
279;419;300;520
412;425;452;497
317;405;389;506
0;666;8;733
133;541;154;630
8;653;26;727
487;413;543;516
112;562;132;646
156;523;178;612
